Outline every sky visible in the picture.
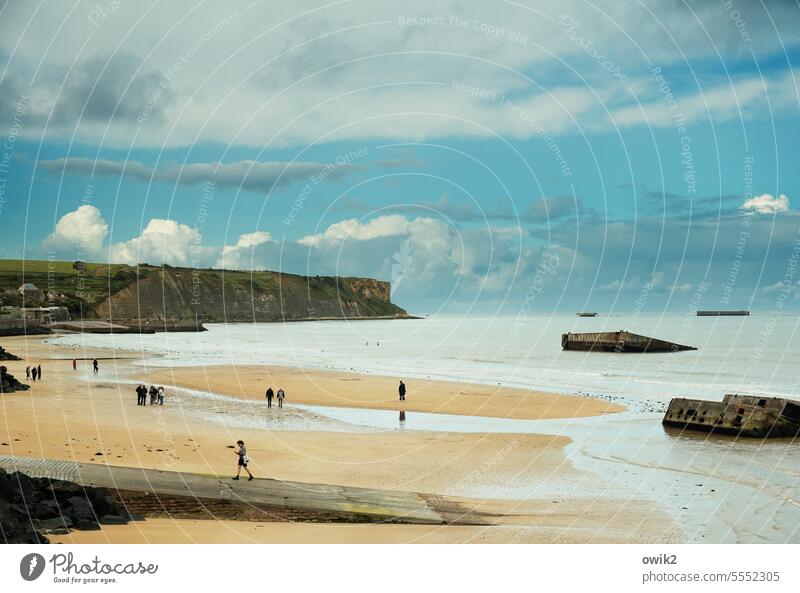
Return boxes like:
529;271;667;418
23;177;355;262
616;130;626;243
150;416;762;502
0;0;799;315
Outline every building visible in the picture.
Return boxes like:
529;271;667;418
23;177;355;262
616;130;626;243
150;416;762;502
18;283;45;300
2;305;70;324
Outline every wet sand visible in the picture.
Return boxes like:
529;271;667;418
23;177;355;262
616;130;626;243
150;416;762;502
50;510;679;544
144;364;622;420
0;335;676;543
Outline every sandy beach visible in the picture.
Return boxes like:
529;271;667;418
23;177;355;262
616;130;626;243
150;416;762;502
0;334;677;543
145;364;622;420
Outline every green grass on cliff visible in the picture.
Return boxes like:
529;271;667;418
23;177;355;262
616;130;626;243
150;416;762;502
0;259;403;319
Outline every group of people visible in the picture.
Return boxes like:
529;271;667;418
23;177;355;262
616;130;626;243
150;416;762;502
135;384;165;406
24;358;104;383
24;365;42;381
265;386;286;408
70;358;100;373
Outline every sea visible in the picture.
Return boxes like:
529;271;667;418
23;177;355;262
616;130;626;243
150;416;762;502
47;314;800;543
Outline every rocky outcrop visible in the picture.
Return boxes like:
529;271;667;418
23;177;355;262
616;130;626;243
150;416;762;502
0;366;29;393
0;469;134;543
0;346;21;360
95;268;409;323
348;278;392;302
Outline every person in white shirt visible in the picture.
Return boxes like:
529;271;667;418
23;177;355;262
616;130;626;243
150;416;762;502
233;440;253;481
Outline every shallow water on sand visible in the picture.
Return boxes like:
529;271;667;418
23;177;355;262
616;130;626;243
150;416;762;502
117;379;800;544
49;314;800;402
52;315;800;543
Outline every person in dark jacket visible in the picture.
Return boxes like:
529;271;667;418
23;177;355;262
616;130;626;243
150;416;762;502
266;387;274;408
138;384;147;406
399;380;406;401
37;364;42;380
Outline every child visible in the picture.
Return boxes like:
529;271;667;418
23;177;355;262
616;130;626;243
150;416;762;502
233;440;254;481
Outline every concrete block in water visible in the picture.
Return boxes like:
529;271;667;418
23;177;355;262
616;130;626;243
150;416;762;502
561;331;696;353
697;310;749;316
663;394;800;438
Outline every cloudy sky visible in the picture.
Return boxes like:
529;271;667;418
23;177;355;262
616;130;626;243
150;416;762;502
0;0;798;314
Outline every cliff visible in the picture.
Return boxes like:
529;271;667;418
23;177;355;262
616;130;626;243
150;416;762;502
94;267;407;323
0;260;410;324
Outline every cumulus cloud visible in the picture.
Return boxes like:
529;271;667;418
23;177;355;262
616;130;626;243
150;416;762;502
741;193;790;214
39;157;360;193
217;231;273;269
294;213;536;306
110;219;204;266
298;214;410;247
44;204;108;257
40;195;800;314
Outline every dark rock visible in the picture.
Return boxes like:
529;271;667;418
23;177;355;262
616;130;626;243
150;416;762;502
65;496;96;521
74;519;101;531
48;480;84;501
12;472;37;503
0;365;29;393
37;516;73;533
99;514;128;525
0;470;132;542
93;495;124;518
0;346;22;361
31;499;60;519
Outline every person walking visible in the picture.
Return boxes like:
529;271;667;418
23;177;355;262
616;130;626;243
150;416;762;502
72;359;77;371
25;366;30;380
232;440;254;481
398;380;406;401
31;366;37;382
157;386;165;406
276;388;285;408
37;364;42;380
92;359;99;374
266;387;274;408
136;384;145;406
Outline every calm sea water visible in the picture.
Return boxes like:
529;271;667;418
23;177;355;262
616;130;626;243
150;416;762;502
49;314;800;402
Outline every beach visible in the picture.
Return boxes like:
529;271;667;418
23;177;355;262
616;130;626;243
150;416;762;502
0;333;678;543
4;315;800;544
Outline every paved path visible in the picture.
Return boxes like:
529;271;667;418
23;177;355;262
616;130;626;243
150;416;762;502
0;455;481;525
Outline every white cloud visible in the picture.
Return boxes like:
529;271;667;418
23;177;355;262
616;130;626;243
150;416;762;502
6;1;799;148
610;77;768;128
296;213;535;303
298;214;410;247
217;231;273;268
741;193;790;214
46;204;108;256
110;219;204;266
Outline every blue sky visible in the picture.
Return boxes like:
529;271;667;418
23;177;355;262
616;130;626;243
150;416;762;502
1;0;799;314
